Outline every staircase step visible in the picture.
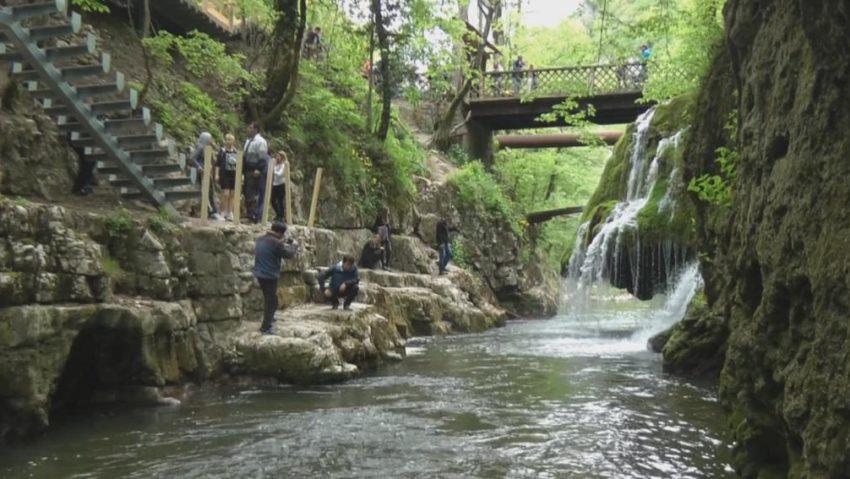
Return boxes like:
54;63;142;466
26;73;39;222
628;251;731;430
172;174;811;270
45;34;97;61
6;0;68;21
110;177;192;189
88;148;172;163
60;56;110;80
73;132;160;149
57;108;152;133
74;74;125;99
98;162;182;176
121;189;199;202
27;12;82;41
90;96;138;115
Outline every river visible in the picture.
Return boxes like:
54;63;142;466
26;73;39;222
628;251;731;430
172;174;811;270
0;294;732;479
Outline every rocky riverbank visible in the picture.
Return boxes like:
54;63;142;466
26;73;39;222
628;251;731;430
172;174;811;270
0;198;543;442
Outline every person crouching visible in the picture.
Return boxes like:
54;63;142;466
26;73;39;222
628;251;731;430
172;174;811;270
318;255;360;310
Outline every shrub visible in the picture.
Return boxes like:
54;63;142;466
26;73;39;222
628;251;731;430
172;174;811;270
447;161;519;234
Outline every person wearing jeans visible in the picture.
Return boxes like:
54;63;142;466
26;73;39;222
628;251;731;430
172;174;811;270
318;255;360;310
253;222;299;334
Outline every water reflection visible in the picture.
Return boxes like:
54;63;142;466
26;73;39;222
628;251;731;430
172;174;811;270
0;311;732;479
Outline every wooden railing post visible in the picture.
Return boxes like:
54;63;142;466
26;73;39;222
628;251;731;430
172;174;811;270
285;160;293;225
232;149;244;224
200;145;212;225
261;157;274;224
307;168;323;228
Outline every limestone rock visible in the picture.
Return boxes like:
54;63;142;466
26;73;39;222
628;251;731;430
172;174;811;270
227;305;404;384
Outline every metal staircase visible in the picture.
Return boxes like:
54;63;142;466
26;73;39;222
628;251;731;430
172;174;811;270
0;0;198;215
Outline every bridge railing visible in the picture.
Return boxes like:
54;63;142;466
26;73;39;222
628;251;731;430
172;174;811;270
469;63;688;100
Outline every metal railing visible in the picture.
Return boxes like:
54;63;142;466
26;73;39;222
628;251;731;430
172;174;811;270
0;0;197;214
469;63;691;100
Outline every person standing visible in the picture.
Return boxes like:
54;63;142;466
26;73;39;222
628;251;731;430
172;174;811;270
304;26;322;59
512;55;525;95
436;218;452;275
372;207;392;271
271;151;287;222
69;133;95;196
192;132;221;220
253;221;299;334
243;122;269;223
318;255;360;310
492;60;504;96
527;64;537;93
216;133;239;221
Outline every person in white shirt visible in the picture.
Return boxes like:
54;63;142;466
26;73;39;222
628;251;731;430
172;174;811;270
271;151;288;222
242;122;269;223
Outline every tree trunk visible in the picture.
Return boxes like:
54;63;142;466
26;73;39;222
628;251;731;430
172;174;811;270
372;0;392;141
429;0;497;151
263;0;308;128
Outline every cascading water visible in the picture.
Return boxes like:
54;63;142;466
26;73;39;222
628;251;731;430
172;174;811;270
566;107;690;304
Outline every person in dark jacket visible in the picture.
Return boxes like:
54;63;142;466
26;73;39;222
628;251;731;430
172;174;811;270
436;218;452;275
371;207;392;271
69;133;95;196
359;234;385;269
318;255;360;310
253;221;299;334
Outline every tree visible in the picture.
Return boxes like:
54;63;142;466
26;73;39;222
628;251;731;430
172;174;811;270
371;0;393;140
263;0;308;128
429;0;499;151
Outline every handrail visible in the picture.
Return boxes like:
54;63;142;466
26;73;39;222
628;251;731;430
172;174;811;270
469;62;691;100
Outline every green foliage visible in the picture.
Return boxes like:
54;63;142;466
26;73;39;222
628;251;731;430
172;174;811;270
100;256;125;281
451;237;468;269
494;138;610;269
447;161;520;235
72;0;109;13
150;82;240;144
105;208;133;238
13;196;31;207
147;208;176;235
688;109;739;206
143;31;257;99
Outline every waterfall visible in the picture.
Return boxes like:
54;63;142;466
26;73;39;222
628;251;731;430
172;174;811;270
565;108;690;305
630;262;703;344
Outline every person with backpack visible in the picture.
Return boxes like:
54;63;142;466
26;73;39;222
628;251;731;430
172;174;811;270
216;133;239;221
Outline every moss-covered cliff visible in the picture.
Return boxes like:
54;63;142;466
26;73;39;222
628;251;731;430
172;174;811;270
569;96;697;300
666;1;850;476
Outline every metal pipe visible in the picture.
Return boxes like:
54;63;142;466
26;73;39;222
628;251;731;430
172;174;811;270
496;131;623;149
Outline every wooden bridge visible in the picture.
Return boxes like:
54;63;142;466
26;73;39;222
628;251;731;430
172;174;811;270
464;63;690;160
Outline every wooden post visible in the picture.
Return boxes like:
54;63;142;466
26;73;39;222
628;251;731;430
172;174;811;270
261;157;275;224
232;150;244;224
307;168;323;228
285;160;293;225
199;145;212;225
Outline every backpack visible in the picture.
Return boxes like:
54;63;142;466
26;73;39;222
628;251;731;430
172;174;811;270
223;149;238;171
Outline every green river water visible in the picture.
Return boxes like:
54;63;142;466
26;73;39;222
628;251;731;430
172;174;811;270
0;302;732;478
